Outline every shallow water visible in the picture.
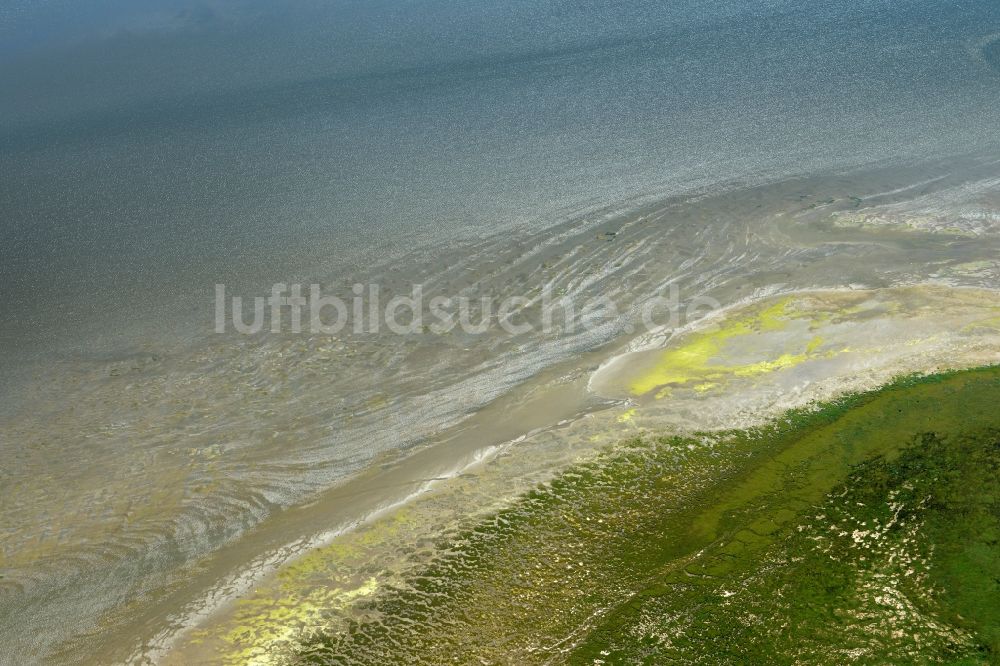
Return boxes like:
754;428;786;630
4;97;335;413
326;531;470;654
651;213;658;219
5;0;1000;362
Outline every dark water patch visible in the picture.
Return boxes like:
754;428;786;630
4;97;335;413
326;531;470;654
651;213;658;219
985;36;1000;72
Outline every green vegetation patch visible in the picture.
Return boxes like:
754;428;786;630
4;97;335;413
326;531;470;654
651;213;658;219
296;366;1000;665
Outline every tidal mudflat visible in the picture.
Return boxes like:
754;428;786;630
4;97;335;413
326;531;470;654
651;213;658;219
4;156;1000;663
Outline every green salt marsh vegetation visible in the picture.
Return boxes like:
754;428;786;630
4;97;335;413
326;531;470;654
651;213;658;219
296;366;1000;664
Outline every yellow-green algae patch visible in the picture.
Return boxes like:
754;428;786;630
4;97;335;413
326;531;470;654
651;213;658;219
615;408;637;423
963;311;1000;334
590;287;1000;408
184;510;416;666
629;297;828;396
223;577;378;666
